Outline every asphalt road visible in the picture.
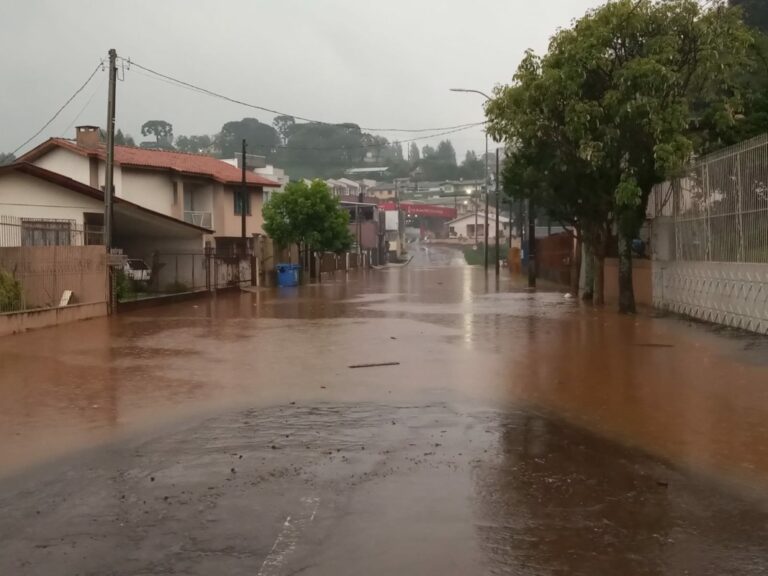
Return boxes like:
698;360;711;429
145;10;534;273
2;245;768;575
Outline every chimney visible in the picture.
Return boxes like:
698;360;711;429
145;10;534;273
75;125;102;149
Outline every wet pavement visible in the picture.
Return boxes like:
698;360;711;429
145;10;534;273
2;244;768;574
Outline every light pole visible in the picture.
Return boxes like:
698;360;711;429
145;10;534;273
450;88;491;272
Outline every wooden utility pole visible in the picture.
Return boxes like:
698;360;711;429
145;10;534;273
240;139;247;245
104;49;117;252
494;148;500;276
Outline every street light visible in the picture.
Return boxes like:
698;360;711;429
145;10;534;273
450;88;491;273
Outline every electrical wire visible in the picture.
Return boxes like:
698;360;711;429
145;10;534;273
61;74;106;137
120;57;484;133
11;62;103;155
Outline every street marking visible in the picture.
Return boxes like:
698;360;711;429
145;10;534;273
257;497;320;576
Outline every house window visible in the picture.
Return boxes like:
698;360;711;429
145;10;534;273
21;219;74;246
234;188;252;216
83;213;104;245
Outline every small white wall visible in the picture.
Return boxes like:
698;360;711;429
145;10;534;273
120;170;175;216
0;172;102;231
33;148;91;185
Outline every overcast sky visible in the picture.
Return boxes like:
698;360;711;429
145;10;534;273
1;0;603;160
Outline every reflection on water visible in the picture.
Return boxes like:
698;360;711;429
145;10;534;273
1;244;768;495
474;412;768;575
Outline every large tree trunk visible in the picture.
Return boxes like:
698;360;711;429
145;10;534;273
594;252;605;305
570;233;582;297
582;242;594;301
618;230;636;314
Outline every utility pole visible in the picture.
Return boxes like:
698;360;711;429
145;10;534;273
483;133;489;272
528;199;536;288
104;49;117;253
240;139;247;246
494;148;500;276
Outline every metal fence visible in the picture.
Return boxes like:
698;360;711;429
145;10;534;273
116;250;253;303
0;216;108;314
650;134;768;263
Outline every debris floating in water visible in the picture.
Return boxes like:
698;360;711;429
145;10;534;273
348;362;401;369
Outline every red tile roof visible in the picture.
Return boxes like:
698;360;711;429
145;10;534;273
21;138;280;188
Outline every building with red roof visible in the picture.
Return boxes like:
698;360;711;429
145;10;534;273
19;126;280;247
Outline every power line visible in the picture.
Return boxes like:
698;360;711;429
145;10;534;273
120;57;484;133
11;62;103;155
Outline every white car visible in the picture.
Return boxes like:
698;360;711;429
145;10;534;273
122;259;151;283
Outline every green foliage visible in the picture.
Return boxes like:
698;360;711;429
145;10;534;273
0;269;22;312
263;180;352;253
114;129;136;147
218;117;280;161
486;0;756;311
418;140;458;180
141;120;174;149
0;152;16;166
459;150;484;179
730;0;768;33
175;134;213;154
114;270;136;301
273;115;297;144
408;142;420;163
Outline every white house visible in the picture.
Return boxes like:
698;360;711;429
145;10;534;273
19;126;280;250
447;212;511;241
0;162;211;252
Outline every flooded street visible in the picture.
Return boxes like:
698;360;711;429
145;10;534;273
2;244;768;574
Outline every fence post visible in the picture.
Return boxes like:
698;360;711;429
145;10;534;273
704;161;712;261
736;151;745;263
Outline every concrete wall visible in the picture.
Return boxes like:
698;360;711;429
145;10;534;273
0;302;107;337
604;258;653;308
653;261;768;334
0;245;108;308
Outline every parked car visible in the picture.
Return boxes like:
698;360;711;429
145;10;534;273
122;259;151;283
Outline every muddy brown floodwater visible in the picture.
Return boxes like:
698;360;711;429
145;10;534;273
1;244;768;575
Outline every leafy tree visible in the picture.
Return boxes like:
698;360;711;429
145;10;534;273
218;117;280;161
140;120;174;149
273;115;297;144
0;153;15;166
488;0;753;313
459;151;484;179
175;134;213;154
408;142;420;164
731;0;768;32
419;140;458;180
114;129;136;147
263;180;352;255
280;122;366;179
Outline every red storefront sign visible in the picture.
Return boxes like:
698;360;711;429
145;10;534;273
378;202;456;219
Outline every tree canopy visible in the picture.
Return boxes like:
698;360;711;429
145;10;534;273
487;0;756;312
217;118;280;161
262;180;352;253
0;153;16;166
175;134;213;154
140;120;174;149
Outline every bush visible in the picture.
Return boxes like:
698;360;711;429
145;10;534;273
114;269;136;301
0;269;22;312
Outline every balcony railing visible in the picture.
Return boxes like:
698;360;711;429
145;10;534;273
184;211;212;229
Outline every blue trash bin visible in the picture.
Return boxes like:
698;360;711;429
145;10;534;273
276;263;300;287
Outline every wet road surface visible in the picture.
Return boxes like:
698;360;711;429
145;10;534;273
2;244;768;574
